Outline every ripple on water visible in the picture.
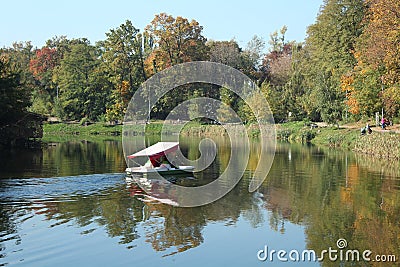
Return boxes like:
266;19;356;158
0;173;126;204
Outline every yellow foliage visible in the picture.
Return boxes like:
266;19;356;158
360;0;400;84
341;74;360;114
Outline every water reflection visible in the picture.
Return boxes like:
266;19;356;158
0;139;126;178
261;144;400;266
0;138;399;266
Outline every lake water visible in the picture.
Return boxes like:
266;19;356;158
1;136;399;266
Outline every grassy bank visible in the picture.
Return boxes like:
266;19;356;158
44;123;123;136
43;121;262;138
277;121;400;159
43;121;400;159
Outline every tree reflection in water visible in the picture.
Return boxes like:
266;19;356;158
0;138;399;265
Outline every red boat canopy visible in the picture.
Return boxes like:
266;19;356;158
127;142;179;162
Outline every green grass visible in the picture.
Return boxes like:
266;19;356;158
44;121;267;138
44;121;205;137
311;127;359;148
276;121;316;143
44;123;122;136
277;122;360;147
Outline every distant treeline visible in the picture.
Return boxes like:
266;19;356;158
1;0;399;141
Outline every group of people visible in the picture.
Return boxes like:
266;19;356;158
381;117;390;130
361;117;391;135
361;123;372;135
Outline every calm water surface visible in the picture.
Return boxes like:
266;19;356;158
0;137;399;266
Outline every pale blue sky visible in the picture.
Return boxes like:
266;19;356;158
1;0;322;49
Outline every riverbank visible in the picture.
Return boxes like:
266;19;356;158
43;121;259;137
43;121;400;159
277;121;400;159
43;122;123;136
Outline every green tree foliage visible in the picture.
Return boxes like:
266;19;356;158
101;20;151;122
4;42;35;84
217;87;239;123
0;54;42;146
208;40;242;119
102;20;149;88
29;47;59;115
302;0;366;123
2;42;38;111
53;39;110;121
29;36;81;118
0;55;31;125
260;27;306;122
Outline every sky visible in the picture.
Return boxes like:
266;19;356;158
1;0;323;50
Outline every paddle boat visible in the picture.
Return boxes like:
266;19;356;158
125;142;194;176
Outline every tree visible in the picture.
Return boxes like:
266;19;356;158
268;26;288;53
102;20;148;88
29;47;59;115
142;14;209;119
2;42;37;104
145;13;208;72
53;39;109;121
30;47;59;80
242;35;265;83
0;54;31;125
302;0;366;123
102;20;151;122
0;54;42;146
208;40;242;68
244;35;265;69
207;40;242;116
358;0;400;85
344;0;400;118
260;26;306;122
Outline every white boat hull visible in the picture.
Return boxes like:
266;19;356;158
125;165;194;176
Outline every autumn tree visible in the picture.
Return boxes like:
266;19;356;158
142;14;209;119
145;13;208;72
29;47;59;115
344;0;400;118
302;0;366;123
259;26;306;122
0;42;50;118
29;36;94;117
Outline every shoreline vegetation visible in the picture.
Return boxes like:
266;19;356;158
43;121;400;160
2;2;400;149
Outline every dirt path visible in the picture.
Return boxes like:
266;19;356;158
315;121;400;134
